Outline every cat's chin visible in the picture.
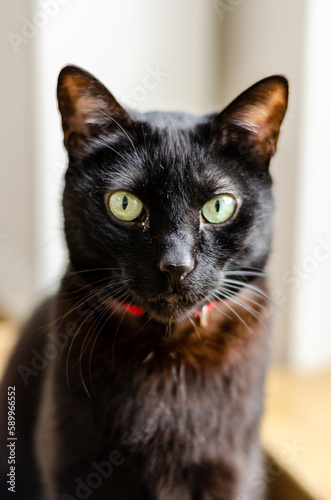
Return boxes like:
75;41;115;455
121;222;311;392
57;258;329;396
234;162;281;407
146;293;203;324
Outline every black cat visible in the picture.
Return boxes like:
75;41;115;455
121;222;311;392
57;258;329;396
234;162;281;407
0;66;288;499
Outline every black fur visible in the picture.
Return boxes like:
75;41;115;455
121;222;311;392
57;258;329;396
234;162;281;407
0;67;288;499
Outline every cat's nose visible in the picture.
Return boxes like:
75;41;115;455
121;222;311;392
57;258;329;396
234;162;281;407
158;259;194;284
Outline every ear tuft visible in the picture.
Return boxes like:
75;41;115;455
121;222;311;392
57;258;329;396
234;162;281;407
215;76;289;163
57;65;132;160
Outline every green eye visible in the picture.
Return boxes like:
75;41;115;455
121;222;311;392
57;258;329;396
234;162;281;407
202;194;236;224
108;191;143;222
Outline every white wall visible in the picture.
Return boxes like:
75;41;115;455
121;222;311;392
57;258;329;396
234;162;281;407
288;0;331;369
0;1;38;319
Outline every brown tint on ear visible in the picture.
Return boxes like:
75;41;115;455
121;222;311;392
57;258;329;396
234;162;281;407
216;76;288;163
57;65;132;159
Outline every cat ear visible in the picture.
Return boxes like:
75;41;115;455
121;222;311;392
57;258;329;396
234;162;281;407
214;76;288;164
57;65;132;160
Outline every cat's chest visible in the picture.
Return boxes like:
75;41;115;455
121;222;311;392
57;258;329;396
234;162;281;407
85;334;259;436
52;312;267;471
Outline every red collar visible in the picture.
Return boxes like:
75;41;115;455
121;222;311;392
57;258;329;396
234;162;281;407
121;303;146;316
121;301;217;326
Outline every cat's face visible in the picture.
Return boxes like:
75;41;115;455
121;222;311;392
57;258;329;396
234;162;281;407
58;66;288;323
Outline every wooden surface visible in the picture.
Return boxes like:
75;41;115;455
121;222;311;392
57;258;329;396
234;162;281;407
262;368;331;500
0;321;330;499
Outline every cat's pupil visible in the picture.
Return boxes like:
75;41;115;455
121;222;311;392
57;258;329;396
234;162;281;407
122;196;128;210
215;199;220;213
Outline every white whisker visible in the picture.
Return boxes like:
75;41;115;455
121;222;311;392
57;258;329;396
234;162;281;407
211;292;253;334
215;289;263;325
222;278;270;301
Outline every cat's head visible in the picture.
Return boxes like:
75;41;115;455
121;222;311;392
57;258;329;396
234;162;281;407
57;66;288;324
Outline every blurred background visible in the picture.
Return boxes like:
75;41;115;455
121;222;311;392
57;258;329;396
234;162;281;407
1;0;331;371
1;1;331;498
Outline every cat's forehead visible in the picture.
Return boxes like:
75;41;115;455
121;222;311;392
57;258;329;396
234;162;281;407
134;115;239;192
99;110;243;200
136;110;202;129
135;111;206;166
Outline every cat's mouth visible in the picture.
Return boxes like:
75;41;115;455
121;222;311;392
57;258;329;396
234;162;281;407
114;276;218;323
114;295;195;323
